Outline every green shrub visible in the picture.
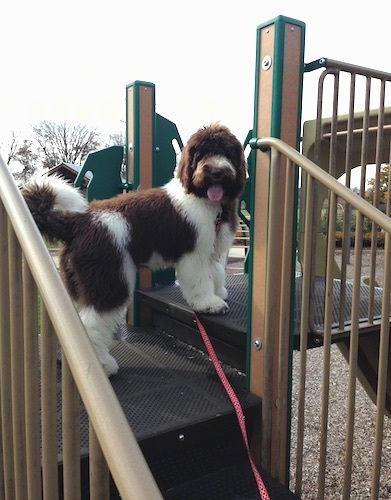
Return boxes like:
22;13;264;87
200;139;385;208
334;231;385;248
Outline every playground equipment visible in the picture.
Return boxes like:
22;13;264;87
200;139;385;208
74;145;124;201
1;13;391;499
299;70;391;428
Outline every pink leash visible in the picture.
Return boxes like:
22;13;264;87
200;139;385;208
195;314;270;500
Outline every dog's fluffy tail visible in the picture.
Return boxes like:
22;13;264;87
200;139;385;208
22;175;88;243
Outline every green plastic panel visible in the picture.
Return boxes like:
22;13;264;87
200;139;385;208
74;146;124;202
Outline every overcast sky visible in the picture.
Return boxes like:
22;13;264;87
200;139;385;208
1;0;390;150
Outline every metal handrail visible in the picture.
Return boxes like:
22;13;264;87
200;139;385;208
251;136;391;231
305;57;391;80
0;154;162;499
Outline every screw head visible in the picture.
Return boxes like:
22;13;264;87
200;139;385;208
262;55;272;71
253;338;262;350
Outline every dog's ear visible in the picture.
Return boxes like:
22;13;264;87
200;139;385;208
213;126;247;197
176;143;193;193
233;144;247;196
176;131;207;193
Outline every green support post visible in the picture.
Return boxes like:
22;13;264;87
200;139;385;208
125;81;183;325
247;15;305;485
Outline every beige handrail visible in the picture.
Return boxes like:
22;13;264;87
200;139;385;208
251;136;391;232
0;154;162;499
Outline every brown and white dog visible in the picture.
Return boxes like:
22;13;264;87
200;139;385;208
22;123;247;376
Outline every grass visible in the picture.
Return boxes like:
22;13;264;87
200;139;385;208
44;237;60;250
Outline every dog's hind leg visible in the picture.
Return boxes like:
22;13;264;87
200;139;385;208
78;305;128;377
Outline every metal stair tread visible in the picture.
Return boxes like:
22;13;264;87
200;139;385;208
109;324;260;441
56;324;260;460
136;273;248;337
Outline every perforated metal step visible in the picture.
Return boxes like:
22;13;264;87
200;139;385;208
138;274;248;336
137;274;249;370
140;273;385;353
56;325;260;457
111;325;259;442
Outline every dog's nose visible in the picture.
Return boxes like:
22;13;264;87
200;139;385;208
210;168;223;180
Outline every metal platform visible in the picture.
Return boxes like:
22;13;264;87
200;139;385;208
137;274;248;370
138;273;248;339
138;273;385;353
294;275;383;336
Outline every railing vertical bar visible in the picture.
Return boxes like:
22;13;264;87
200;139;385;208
62;354;81;500
359;77;371;197
41;305;59;499
8;225;27;499
317;190;337;498
369;80;386;321
320;73;340;495
308;72;326;327
339;73;356;328
360;77;372;322
0;203;5;498
295;172;315;495
89;422;110;499
23;261;42;499
276;157;296;481
352;76;370;344
342;216;364;498
371;232;391;498
329;73;347;330
0;202;14;499
328;71;340;179
262;148;283;471
371;140;391;495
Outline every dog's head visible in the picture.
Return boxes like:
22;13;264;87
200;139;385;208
176;123;247;202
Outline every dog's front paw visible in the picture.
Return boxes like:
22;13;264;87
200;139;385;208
194;297;229;315
102;354;119;377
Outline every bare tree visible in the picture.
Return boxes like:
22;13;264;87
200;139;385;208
106;131;125;146
33;121;101;170
13;140;39;185
1;130;20;165
0;132;38;184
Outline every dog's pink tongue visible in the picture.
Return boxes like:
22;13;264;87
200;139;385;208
207;185;224;202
